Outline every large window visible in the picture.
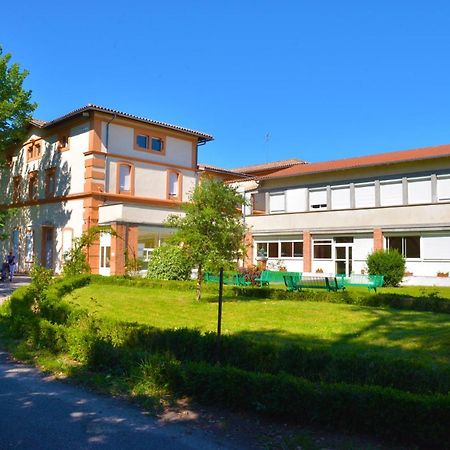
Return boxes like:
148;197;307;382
407;177;431;205
437;176;450;202
354;183;375;208
256;240;303;258
28;171;38;200
387;236;420;258
331;185;350;210
380;180;403;206
313;239;332;259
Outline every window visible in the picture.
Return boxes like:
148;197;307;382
380;180;403;206
331;186;350;210
280;241;303;257
167;171;181;199
151;137;163;152
58;133;69;151
100;246;111;268
313;239;332;259
437;176;450;202
309;188;327;210
136;134;149;150
408;177;431;205
269;193;285;213
355;183;375;208
256;242;268;258
27;141;42;161
13;176;21;203
387;236;421;258
251;192;266;213
268;242;278;258
45;168;56;198
28;171;38;200
118;163;133;194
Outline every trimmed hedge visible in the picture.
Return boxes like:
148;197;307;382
232;286;450;314
4;275;450;448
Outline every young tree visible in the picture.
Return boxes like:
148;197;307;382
167;177;247;301
0;45;37;162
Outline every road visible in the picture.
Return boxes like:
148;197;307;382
0;351;244;449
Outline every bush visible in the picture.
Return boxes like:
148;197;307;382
237;265;261;285
147;245;193;281
366;249;405;286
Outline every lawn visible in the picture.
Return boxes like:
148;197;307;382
66;283;450;366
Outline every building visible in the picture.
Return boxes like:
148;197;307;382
0;104;213;275
233;145;450;279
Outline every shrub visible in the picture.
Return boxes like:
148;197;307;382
147;245;193;281
366;249;405;286
29;264;53;301
237;265;261;285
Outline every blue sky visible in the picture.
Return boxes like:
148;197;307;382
3;1;450;168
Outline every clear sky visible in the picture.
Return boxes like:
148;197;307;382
3;1;450;169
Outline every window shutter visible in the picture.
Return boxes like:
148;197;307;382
422;236;450;260
309;189;327;209
354;183;375;208
437;176;450;201
119;165;131;192
269;193;285;213
380;181;403;206
408;178;431;204
331;186;350;210
169;172;179;196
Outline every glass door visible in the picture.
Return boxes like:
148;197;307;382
335;244;353;276
99;232;111;276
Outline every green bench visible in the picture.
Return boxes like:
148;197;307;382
204;272;251;287
256;270;301;287
283;274;344;292
336;274;384;292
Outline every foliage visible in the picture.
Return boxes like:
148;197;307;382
237;265;261;286
0;208;17;241
62;226;115;277
146;244;193;281
29;264;53;301
124;249;145;277
366;249;405;287
0;46;37;162
167;177;247;300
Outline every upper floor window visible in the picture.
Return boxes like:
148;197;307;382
380;180;403;206
354;182;375;208
57;133;69;151
309;188;327;210
134;130;165;154
330;185;350;210
45;168;56;198
269;192;285;213
167;171;181;199
437;175;450;202
118;163;133;194
27;141;42;161
407;177;431;205
28;171;38;200
13;176;21;203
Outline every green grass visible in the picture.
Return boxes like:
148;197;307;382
66;284;450;366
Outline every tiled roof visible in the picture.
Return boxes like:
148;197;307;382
197;164;250;178
231;158;305;173
30;104;213;141
262;144;450;180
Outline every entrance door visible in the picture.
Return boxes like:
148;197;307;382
99;232;111;276
41;227;54;269
335;244;353;276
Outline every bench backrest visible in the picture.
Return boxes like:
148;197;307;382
263;270;301;283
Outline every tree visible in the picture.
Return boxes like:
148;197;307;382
0;46;37;162
167;177;247;301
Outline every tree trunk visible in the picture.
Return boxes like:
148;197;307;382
196;265;203;302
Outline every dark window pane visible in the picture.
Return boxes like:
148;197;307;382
314;244;332;259
388;237;402;254
137;135;148;149
293;242;303;257
280;242;292;257
405;236;420;258
152;137;163;151
335;247;346;259
268;242;278;258
335;237;354;243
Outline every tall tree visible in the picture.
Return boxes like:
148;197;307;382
167;177;247;301
0;45;37;162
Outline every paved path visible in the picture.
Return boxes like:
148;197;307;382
0;276;31;304
0;350;244;449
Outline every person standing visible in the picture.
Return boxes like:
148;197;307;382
7;251;16;282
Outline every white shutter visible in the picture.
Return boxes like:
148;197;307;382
422;235;450;260
169;172;179;196
309;189;327;209
285;188;307;212
437;176;450;201
119;165;131;191
269;193;285;213
331;186;350;210
354;183;375;208
408;178;431;204
380;181;403;206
